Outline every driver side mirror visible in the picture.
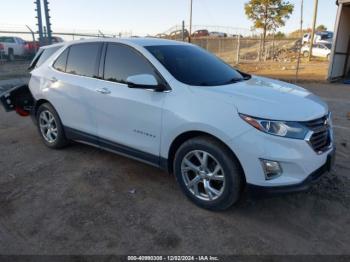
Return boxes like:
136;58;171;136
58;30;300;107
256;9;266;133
126;74;165;91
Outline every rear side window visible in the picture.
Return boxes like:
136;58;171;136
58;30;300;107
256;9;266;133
53;48;69;72
66;43;101;77
104;44;157;84
36;46;61;68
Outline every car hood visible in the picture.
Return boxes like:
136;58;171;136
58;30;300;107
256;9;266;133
190;76;328;121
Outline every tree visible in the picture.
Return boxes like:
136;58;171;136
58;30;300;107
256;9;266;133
274;31;286;39
245;0;294;60
289;28;312;38
316;24;327;32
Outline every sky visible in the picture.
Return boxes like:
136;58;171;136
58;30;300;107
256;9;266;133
0;0;338;38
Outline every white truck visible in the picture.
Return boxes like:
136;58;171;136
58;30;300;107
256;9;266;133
0;36;28;61
302;31;333;45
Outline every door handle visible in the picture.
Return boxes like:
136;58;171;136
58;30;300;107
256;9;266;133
50;77;58;83
95;87;111;95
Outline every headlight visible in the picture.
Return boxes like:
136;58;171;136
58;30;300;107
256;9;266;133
239;114;309;139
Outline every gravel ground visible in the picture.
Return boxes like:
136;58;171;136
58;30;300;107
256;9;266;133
0;81;349;256
0;61;30;81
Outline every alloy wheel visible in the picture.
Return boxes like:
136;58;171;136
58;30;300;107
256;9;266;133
39;110;58;143
181;150;226;201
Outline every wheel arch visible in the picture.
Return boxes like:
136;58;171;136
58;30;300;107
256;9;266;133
34;99;51;116
166;130;246;184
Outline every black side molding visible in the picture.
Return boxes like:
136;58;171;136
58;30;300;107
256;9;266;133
64;127;168;170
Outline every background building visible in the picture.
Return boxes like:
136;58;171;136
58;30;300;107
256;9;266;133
328;0;350;81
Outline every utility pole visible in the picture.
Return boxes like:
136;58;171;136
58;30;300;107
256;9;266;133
182;21;185;42
189;0;193;43
295;0;304;82
308;0;318;61
34;0;44;46
43;0;52;45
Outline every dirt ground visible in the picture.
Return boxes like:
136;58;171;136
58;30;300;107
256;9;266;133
0;80;349;256
237;59;330;82
0;60;30;80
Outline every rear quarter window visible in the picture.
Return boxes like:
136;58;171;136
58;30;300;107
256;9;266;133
53;48;69;72
36;46;61;68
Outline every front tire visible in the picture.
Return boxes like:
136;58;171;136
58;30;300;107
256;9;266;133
36;103;69;149
173;136;243;210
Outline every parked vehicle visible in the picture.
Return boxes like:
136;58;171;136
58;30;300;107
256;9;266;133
209;31;227;38
302;31;333;45
0;36;29;61
51;36;64;43
25;41;40;57
169;29;189;40
25;37;65;57
301;43;332;60
0;43;5;59
192;29;209;38
155;33;168;39
0;38;335;210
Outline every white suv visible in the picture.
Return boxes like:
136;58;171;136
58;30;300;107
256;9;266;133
1;38;335;210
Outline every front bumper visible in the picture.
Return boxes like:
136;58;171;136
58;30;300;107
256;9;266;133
228;127;335;189
246;150;335;194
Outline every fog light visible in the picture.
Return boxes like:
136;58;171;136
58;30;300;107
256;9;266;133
260;159;282;180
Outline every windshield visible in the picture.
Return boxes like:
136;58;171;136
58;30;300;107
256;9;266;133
145;45;248;86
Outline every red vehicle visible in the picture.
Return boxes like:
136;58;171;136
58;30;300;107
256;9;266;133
191;29;209;38
25;37;64;57
25;41;40;56
0;43;5;58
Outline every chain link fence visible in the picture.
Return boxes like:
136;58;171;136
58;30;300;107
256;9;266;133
0;25;330;82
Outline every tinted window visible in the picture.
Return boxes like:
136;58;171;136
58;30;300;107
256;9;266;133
146;45;246;86
53;48;69;72
35;46;61;68
104;44;157;84
66;43;101;77
0;37;15;43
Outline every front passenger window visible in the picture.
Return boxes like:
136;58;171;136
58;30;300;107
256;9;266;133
104;44;158;84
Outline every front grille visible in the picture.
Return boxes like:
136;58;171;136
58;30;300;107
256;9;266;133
302;115;332;153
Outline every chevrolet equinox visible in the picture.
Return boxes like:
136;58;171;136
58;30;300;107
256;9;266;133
0;38;335;210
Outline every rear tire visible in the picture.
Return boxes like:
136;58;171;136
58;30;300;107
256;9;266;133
36;103;69;149
7;49;14;61
173;136;243;210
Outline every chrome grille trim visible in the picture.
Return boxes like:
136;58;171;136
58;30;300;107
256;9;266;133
302;113;333;154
